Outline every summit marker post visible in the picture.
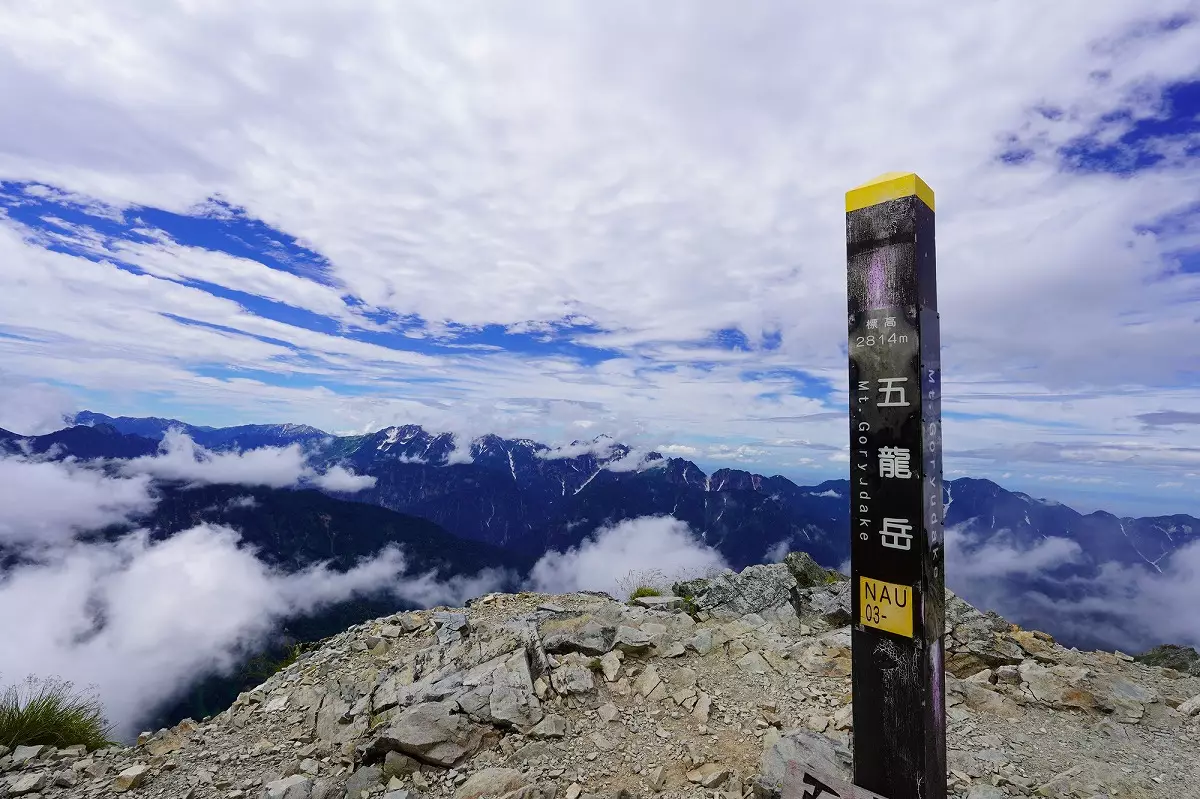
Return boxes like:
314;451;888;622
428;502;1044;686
845;173;946;799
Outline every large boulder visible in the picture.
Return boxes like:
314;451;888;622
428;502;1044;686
540;617;615;656
673;563;797;620
455;648;544;729
784;551;841;588
362;701;492;767
673;552;844;624
944;590;1025;677
795;581;853;628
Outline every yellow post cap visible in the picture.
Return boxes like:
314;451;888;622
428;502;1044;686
846;172;935;213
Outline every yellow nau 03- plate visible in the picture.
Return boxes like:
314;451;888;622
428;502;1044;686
859;576;914;638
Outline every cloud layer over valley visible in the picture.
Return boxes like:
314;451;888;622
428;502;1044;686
117;428;376;492
0;447;500;740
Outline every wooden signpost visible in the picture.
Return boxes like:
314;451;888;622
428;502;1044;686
841;172;946;799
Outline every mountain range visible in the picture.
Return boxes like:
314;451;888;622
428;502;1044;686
16;411;1198;579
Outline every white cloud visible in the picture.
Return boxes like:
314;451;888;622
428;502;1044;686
0;380;76;436
119;428;310;487
0;453;157;548
117;428;373;492
806;489;841;499
308;464;377;492
527;516;728;598
945;523;1084;580
604;448;665;473
945;520;1200;654
443;435;476;466
763;538;791;563
536;438;618;461
656;444;700;458
0;524;503;741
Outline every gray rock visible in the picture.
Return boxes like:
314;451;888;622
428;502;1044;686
433;612;469;644
500;785;558;799
687;763;731;788
674;563;797;619
363;701;490;767
505;741;552;768
737;651;772;674
113;764;150;792
1106;677;1157;705
551;662;596;695
944;591;1025;676
687;629;715;655
397;614;424;632
10;745;44;766
542;620;616;656
9;772;49;796
495;649;542;714
600;650;622;681
311;778;346;799
1177;694;1200;716
634;664;663;697
783;551;837;588
454;768;528;799
344;765;383;798
613;625;653;653
432;611;468;632
796;581;852;628
382;751;421;778
759;728;852;794
633;595;684;610
529;713;569;738
263;774;313;799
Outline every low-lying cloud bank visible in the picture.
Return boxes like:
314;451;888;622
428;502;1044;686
535;437;619;462
0;453;157;547
527;515;728;599
118;428;376;492
0;524;504;741
0;448;500;741
945;523;1200;655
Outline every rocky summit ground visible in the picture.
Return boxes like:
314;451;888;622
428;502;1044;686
3;553;1200;799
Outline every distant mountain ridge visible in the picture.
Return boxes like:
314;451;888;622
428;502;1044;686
72;410;330;452
31;412;1200;578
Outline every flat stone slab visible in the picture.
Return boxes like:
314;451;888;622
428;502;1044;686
633;595;684;610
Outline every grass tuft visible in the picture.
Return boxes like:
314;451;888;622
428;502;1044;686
0;675;116;751
629;586;662;600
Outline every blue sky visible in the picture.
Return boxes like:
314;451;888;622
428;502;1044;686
0;2;1198;517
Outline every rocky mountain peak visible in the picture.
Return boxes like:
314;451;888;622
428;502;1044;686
3;556;1199;799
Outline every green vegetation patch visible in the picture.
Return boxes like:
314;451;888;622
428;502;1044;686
0;676;116;751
